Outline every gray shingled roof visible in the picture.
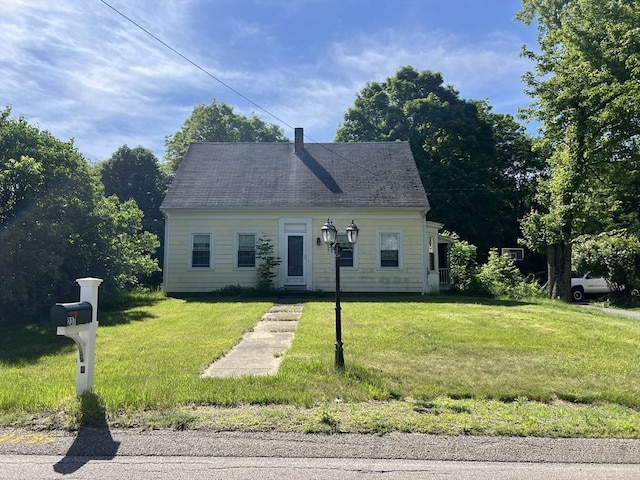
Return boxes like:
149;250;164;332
161;141;429;210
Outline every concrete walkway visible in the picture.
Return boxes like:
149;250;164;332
201;300;304;378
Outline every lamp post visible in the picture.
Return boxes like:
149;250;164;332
321;219;359;369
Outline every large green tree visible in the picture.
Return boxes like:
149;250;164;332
164;100;289;171
0;108;158;325
1;107;96;324
99;145;167;285
517;0;640;300
100;145;167;237
477;105;547;256
335;66;541;257
86;195;160;298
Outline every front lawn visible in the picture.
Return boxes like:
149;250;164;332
1;293;638;437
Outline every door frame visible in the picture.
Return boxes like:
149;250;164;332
279;218;312;289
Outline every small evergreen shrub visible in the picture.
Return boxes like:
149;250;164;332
256;234;282;291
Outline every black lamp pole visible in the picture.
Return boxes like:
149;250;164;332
333;243;344;369
321;219;359;370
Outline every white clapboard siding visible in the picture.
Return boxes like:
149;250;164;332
163;208;427;293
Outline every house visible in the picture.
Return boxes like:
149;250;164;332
160;128;448;294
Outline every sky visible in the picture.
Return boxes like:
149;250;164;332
0;0;539;163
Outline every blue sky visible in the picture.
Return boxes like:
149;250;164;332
1;0;538;162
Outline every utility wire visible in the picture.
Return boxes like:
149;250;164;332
99;1;529;194
98;0;295;133
98;0;374;173
95;3;533;193
101;0;399;180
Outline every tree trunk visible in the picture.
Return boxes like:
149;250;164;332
547;242;572;301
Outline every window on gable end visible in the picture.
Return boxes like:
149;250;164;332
379;232;400;268
191;233;212;268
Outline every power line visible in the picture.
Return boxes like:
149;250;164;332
98;0;379;174
93;4;533;209
98;0;294;133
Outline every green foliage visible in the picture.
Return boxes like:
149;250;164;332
476;249;521;297
0;108;159;325
573;230;640;294
87;196;160;301
476;249;544;300
520;146;586;252
98;145;167;286
164;100;289;172
1;107;97;324
99;145;168;238
215;284;250;296
335;66;542;257
517;0;640;300
448;238;479;293
449;238;543;300
256;234;282;291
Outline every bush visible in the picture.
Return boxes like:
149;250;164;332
449;240;481;293
216;284;252;296
477;249;544;300
256;234;281;291
449;239;544;300
573;230;640;295
0;109;159;325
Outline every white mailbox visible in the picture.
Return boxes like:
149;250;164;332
51;277;103;396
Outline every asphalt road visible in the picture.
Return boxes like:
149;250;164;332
1;429;639;479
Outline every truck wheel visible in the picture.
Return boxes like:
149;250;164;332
571;287;584;302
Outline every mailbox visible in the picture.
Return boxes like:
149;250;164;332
51;301;93;327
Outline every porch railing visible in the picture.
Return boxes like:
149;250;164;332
439;268;450;285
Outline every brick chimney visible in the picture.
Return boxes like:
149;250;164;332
294;127;304;153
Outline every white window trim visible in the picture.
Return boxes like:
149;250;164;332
188;231;214;270
234;231;259;270
377;230;403;270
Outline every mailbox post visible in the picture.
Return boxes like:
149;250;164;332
51;277;103;396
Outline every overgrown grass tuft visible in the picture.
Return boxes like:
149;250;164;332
1;293;638;436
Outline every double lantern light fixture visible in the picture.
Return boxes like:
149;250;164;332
321;219;359;369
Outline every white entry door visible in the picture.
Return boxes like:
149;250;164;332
281;221;310;288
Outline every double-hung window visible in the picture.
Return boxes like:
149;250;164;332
237;233;256;268
191;233;212;268
379;232;400;268
336;233;354;268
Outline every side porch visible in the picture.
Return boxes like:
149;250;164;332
425;221;454;292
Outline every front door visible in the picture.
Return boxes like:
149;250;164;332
285;234;306;286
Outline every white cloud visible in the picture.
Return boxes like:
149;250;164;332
0;0;536;161
244;27;534;142
328;28;531;101
1;0;211;159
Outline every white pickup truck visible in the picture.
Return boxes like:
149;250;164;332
570;272;612;302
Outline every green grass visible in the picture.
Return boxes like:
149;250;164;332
1;293;639;437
